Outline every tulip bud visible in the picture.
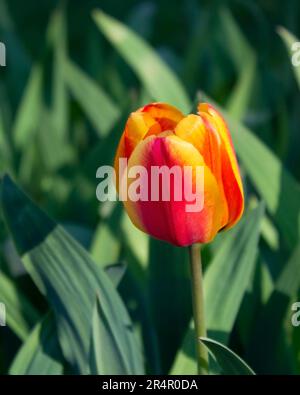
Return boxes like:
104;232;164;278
114;102;244;246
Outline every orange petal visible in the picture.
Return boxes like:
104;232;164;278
121;133;226;246
139;102;184;131
114;112;161;183
175;114;228;227
198;103;244;228
124;111;161;157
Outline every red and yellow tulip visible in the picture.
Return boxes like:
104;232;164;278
114;102;244;247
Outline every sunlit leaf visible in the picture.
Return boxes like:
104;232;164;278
0;270;40;340
200;337;255;375
93;10;191;113
10;313;64;375
63;59;120;137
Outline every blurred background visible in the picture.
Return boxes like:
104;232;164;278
0;0;300;375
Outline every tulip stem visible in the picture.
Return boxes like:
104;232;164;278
188;243;209;375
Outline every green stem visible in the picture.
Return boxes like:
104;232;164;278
188;243;209;375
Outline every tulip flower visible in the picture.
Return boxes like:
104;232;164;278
114;102;244;247
114;102;244;375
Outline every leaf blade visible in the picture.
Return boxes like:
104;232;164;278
93;10;191;113
200;337;255;375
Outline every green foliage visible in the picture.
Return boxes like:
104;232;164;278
0;0;299;376
200;337;255;375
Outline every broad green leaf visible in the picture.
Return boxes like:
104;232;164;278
0;270;40;340
201;93;300;250
63;59;120;137
90;295;131;374
13;64;43;149
200;337;255;375
10;313;64;375
93;10;191;113
171;203;264;374
278;27;300;88
1;175;144;374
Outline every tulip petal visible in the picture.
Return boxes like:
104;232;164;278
114;112;161;182
121;133;226;246
175;114;229;227
198;103;244;228
139;102;184;131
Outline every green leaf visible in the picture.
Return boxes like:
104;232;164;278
10;313;64;375
200;93;300;250
47;5;69;139
219;8;254;72
93;10;191;113
63;59;120;137
90;224;121;267
13;64;43;149
200;337;255;375
0;270;40;340
171;203;264;374
277;27;300;88
1;175;144;374
37;6;75;171
90;295;132;374
226;56;256;120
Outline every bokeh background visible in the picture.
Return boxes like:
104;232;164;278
0;0;300;375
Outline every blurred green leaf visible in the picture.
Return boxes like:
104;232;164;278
47;6;69;139
10;312;64;375
220;8;254;72
1;175;144;374
0;270;40;340
221;8;256;120
93;10;191;113
278;27;300;88
90;224;121;267
37;106;75;171
63;59;120;137
200;337;255;375
226;56;256;120
172;203;264;374
13;64;43;149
